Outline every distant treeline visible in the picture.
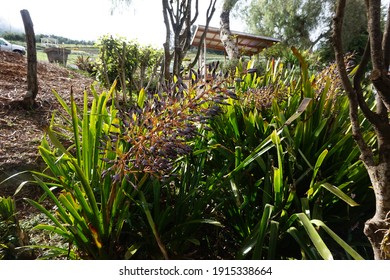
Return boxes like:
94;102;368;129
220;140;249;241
0;31;95;45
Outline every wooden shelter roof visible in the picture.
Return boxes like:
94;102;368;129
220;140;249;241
191;25;280;56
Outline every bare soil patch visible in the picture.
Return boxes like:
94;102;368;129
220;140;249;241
0;50;96;198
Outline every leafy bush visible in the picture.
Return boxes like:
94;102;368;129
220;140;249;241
94;35;163;104
0;196;30;259
75;56;95;74
199;49;374;259
25;85;128;259
17;47;375;259
24;77;234;259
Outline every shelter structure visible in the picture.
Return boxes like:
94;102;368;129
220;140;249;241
41;37;58;47
191;25;280;56
190;25;280;79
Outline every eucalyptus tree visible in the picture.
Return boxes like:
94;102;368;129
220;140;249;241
333;0;390;259
318;0;368;62
243;0;329;49
220;0;240;60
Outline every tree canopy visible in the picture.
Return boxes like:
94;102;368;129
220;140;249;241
242;0;329;49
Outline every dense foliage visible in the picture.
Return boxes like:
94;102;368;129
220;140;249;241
242;0;329;48
242;0;370;63
1;46;378;259
94;35;163;101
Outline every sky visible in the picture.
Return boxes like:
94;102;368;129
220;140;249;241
0;0;245;47
4;0;389;48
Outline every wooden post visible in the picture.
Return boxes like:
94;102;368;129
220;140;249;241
203;35;207;82
20;9;38;107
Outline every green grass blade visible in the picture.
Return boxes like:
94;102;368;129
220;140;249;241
30;175;72;225
45;129;71;157
271;131;284;208
287;227;317;259
311;219;364;260
309;149;328;190
58;193;89;232
33;224;70;237
320;183;360;207
70;92;82;167
68;159;101;231
138;88;146;108
273;168;282;208
51;89;72;116
267;221;279;259
225;130;282;178
295;213;333;260
230;179;242;207
253;204;274;259
24;198;68;234
82;90;90;182
239;204;274;259
125;243;142;259
284;97;312;126
138;191;169;259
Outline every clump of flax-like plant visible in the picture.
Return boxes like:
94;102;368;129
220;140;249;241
245;85;288;111
102;78;238;180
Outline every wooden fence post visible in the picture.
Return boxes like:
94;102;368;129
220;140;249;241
20;9;38;107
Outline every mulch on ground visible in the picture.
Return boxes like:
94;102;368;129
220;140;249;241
0;50;97;197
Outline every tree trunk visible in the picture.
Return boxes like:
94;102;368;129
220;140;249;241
220;3;240;61
20;9;38;108
363;130;390;259
364;160;390;259
188;0;217;70
333;0;390;259
161;0;201;85
162;0;172;85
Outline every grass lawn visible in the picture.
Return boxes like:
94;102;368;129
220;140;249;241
36;44;98;66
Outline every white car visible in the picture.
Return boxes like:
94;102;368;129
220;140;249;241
0;38;26;55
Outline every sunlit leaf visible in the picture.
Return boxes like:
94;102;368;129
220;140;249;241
311;219;364;260
295;213;333;260
138;87;146;108
320;183;359;207
309;149;328;191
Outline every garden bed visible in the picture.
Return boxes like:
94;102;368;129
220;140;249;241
0;50;95;193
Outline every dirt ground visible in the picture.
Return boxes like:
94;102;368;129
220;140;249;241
0;50;96;197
